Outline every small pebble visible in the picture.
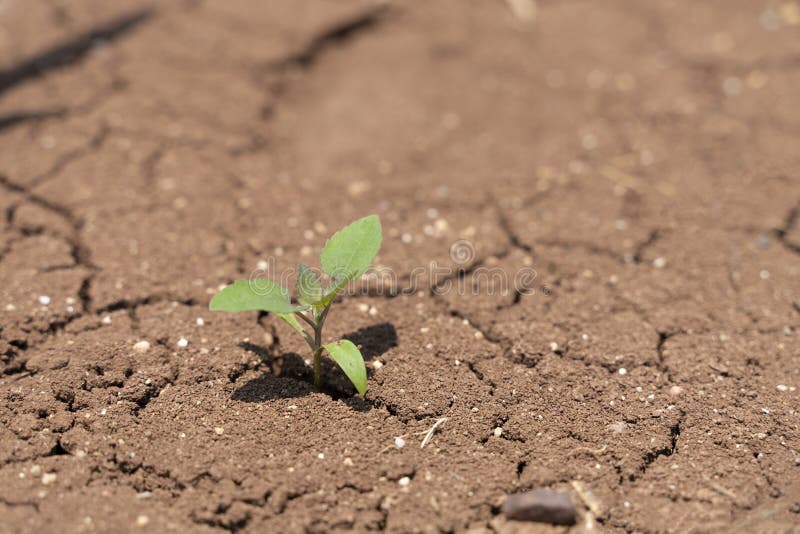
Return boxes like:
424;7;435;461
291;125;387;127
493;427;503;438
41;472;57;485
343;457;354;466
177;338;189;348
136;515;149;527
394;437;406;448
618;368;627;375
214;427;224;435
372;361;384;369
502;489;577;525
133;341;151;353
398;476;411;487
607;421;627;434
102;316;112;324
4;303;15;311
755;235;772;249
38;295;51;306
777;384;789;392
669;385;684;396
30;465;42;476
368;306;378;316
317;453;325;460
653;257;667;269
762;408;770;414
357;303;369;313
196;318;204;326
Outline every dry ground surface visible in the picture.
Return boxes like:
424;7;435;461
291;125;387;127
1;0;799;532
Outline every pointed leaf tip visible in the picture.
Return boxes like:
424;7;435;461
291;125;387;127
319;215;382;304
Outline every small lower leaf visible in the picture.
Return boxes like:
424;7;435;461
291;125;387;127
323;339;367;395
296;264;323;306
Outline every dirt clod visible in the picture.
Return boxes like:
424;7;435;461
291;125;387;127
502;489;577;525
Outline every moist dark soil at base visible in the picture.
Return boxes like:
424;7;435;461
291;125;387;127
1;1;799;532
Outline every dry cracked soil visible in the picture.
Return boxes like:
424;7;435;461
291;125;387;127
1;1;799;533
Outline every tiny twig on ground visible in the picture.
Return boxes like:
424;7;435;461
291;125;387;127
419;417;448;449
571;480;602;516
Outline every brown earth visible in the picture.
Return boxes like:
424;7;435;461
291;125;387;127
1;1;799;532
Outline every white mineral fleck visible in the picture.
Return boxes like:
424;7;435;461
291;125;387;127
38;295;51;306
394;437;406;448
177;338;189;348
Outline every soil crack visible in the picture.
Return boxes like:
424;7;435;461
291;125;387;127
268;4;390;71
0;9;154;95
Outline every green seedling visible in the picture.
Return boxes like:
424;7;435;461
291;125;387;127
209;215;382;394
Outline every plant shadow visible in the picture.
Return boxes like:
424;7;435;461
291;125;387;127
343;322;398;361
230;368;313;401
230;322;397;407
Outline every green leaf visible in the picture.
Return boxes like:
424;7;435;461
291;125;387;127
296;264;323;306
209;279;306;314
323;339;367;395
319;215;382;304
